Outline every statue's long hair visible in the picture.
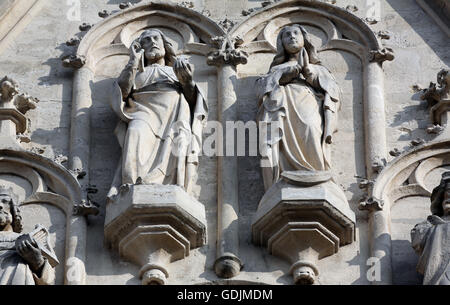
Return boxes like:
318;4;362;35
0;186;23;233
270;25;321;69
138;29;177;67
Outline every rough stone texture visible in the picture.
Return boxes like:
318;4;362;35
0;0;448;285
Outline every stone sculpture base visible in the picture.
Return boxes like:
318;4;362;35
252;173;356;285
104;184;207;285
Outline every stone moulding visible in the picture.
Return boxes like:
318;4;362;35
104;184;207;285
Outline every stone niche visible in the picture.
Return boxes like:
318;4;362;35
104;184;207;285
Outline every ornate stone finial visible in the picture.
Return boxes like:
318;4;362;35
369;48;395;63
207;35;248;67
218;18;235;33
359;196;384;211
62;54;86;69
421;69;450;125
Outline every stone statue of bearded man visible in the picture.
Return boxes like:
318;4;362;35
108;29;207;200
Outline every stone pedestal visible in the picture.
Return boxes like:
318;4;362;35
104;184;207;285
252;175;355;285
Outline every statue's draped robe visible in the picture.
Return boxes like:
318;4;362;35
109;64;207;198
256;57;341;190
411;215;450;285
0;232;55;285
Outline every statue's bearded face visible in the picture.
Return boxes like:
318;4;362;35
140;31;166;63
282;26;304;55
0;195;13;230
443;199;450;216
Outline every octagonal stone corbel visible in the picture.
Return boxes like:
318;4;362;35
252;175;355;285
104;184;207;285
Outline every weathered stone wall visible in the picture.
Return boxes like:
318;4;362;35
0;0;448;285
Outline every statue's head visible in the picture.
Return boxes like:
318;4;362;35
271;24;320;68
280;25;304;54
437;69;450;89
0;76;19;100
0;186;23;233
431;171;450;216
137;29;177;66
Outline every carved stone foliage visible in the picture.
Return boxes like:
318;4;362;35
207;35;248;67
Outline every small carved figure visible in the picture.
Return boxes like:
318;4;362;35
0;186;56;285
256;25;341;190
108;29;207;200
422;69;450;105
411;171;450;285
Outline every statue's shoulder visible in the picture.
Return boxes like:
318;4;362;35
0;232;19;245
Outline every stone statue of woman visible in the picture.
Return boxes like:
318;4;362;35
108;29;207;200
256;25;341;190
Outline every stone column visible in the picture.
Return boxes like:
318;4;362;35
66;65;93;285
207;36;247;278
65;214;87;285
362;49;394;285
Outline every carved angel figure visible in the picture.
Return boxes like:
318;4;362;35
256;25;341;190
108;29;207;199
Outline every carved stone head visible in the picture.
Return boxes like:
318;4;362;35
0;186;23;233
137;29;177;67
437;69;450;98
0;76;19;101
430;171;450;217
271;24;320;68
